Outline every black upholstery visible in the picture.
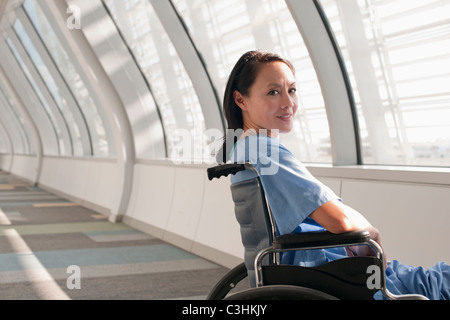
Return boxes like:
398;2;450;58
231;177;274;287
262;257;382;300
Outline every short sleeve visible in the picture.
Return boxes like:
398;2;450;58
231;134;339;235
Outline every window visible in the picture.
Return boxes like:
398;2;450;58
13;19;87;156
0;129;8;154
319;0;450;166
104;0;207;162
6;36;63;156
24;0;113;157
173;0;332;163
0;82;33;155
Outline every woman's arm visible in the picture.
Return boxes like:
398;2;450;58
310;199;383;256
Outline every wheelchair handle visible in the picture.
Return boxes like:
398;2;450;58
207;163;249;180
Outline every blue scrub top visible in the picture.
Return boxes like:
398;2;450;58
229;133;450;300
230;133;348;266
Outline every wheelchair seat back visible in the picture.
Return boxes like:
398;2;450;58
231;176;275;287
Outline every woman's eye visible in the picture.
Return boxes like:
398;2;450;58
268;88;296;96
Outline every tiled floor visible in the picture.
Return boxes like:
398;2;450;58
0;170;231;300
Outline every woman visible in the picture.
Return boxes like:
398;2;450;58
221;49;449;300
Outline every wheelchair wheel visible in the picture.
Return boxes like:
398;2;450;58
207;262;248;300
224;285;339;300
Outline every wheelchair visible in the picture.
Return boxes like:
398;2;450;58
206;163;428;300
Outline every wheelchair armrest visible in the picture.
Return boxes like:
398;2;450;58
273;230;371;250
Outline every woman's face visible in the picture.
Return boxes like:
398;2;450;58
234;61;298;137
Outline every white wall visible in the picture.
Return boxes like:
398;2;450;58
39;157;121;216
123;162;244;268
9;155;39;183
343;180;449;268
2;155;449;270
311;166;450;269
0;154;12;172
7;156;121;216
124;162;450;270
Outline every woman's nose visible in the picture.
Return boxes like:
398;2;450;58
281;93;296;109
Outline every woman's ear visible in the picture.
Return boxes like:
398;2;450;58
233;90;247;110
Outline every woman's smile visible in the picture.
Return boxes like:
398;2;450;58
277;113;293;121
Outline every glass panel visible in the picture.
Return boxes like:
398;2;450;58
14;19;84;156
23;0;112;157
6;36;62;156
0;129;8;154
0;95;22;154
173;0;332;163
0;82;33;154
104;0;207;162
319;0;450;166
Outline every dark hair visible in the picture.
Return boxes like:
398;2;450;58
217;50;295;163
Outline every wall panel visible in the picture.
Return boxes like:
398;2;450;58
341;179;450;268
